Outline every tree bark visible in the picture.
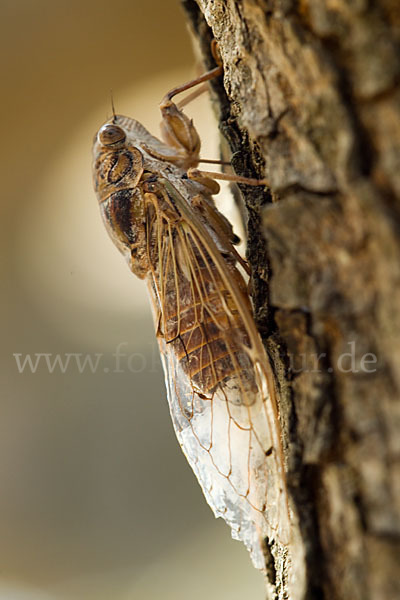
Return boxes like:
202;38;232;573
181;1;400;599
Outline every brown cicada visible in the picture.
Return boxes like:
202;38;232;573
92;57;290;568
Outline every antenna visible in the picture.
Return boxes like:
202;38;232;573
110;90;117;123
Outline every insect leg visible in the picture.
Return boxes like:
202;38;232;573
174;41;222;109
158;59;223;169
187;168;270;188
185;170;221;195
160;64;222;106
162;39;222;105
176;83;209;110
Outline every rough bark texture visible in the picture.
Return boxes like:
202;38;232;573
181;1;400;599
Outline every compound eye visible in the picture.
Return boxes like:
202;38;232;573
98;124;126;147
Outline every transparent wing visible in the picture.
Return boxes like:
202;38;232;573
145;182;290;568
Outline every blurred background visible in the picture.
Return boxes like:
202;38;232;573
0;1;265;598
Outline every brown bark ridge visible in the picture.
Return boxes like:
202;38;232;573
181;1;400;599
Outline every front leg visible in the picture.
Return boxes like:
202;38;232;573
159;100;201;170
158;56;223;170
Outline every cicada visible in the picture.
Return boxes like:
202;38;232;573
92;58;290;568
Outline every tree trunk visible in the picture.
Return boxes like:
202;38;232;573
181;1;400;598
